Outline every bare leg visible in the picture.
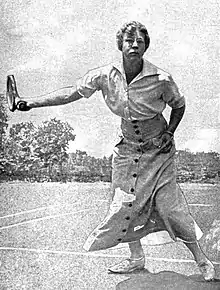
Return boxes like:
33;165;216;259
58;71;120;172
108;240;145;273
184;241;215;281
129;240;145;259
184;241;207;263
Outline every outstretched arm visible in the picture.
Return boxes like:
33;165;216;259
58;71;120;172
25;87;83;109
6;75;83;111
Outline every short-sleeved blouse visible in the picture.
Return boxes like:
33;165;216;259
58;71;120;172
76;58;185;121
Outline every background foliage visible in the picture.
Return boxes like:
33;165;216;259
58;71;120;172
1;95;220;183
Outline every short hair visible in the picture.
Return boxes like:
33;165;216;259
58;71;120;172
116;21;150;51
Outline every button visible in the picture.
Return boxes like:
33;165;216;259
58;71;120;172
117;238;122;241
133;125;139;129
133;173;137;177
131;120;138;123
134;159;138;163
135;130;140;134
125;216;130;220
137;148;141;152
130;188;134;192
138;139;143;143
128;203;133;207
122;229;127;232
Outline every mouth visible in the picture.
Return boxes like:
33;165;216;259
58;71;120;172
129;52;139;56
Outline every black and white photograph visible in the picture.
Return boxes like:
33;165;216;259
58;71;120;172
0;0;220;289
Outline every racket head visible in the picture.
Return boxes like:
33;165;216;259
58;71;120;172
6;75;19;112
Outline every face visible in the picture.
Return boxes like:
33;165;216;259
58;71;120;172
122;29;146;62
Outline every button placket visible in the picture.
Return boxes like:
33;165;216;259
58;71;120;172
133;132;141;184
124;85;133;121
118;185;136;240
130;136;142;228
133;123;139;136
129;149;139;218
133;123;144;147
119;119;142;242
118;210;133;241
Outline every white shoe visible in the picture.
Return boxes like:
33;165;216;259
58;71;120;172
197;259;215;281
108;256;145;274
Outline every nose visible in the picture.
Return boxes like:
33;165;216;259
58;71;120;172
132;39;138;48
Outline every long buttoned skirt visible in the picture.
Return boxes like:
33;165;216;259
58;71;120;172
83;114;202;252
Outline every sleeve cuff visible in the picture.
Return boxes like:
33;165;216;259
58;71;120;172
169;95;185;109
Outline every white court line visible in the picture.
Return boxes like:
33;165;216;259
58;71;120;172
0;200;107;220
0;202;83;219
96;199;108;202
189;192;217;195
0;205;57;219
188;204;214;207
0;246;219;265
0;209;90;230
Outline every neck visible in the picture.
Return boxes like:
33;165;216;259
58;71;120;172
123;57;143;84
123;57;143;75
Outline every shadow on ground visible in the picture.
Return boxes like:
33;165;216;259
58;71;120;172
115;269;220;290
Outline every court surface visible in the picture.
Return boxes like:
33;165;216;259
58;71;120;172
0;182;220;289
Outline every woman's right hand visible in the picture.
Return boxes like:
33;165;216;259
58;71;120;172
16;100;31;111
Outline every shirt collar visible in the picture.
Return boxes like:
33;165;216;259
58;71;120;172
113;57;160;78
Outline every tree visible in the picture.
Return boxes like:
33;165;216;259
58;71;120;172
0;93;9;178
67;151;113;182
3;122;36;180
1;118;76;182
33;118;75;181
0;93;8;150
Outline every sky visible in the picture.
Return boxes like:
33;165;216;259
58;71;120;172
0;0;220;157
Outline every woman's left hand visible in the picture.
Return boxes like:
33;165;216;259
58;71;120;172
158;132;173;153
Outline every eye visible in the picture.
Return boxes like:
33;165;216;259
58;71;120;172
125;39;133;43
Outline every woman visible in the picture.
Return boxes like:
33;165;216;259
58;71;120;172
7;21;215;281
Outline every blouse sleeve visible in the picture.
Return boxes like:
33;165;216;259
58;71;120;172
162;75;185;109
76;68;102;98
